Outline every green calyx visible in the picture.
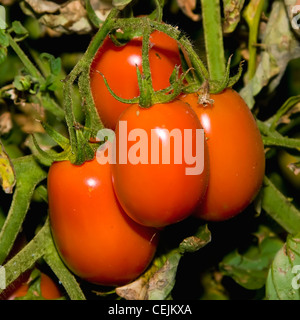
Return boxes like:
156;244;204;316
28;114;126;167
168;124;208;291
97;16;188;109
98;15;244;109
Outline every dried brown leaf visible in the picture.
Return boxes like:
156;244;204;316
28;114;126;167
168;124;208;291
176;0;201;21
0;112;12;135
24;0;60;14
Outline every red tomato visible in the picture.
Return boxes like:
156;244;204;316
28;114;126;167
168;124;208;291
180;88;265;221
48;155;159;286
89;31;182;130
111;100;209;228
7;272;62;300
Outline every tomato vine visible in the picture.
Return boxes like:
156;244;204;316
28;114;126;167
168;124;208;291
0;0;300;301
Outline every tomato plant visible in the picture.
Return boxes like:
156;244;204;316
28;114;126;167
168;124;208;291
48;154;159;286
180;89;265;221
111;100;209;228
1;0;300;303
89;31;182;130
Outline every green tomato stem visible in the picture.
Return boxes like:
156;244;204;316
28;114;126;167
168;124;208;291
148;20;209;83
8;35;65;120
154;0;164;22
0;219;86;300
0;221;49;291
62;8;119;164
0;156;47;265
261;176;300;235
244;0;265;80
139;18;154;108
43;227;86;300
78;70;104;134
200;0;226;82
257;119;300;149
7;34;42;81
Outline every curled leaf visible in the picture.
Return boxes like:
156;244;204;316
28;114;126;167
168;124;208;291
240;1;300;108
179;224;211;253
116;250;181;300
223;0;245;33
12;21;28;37
116;224;211;300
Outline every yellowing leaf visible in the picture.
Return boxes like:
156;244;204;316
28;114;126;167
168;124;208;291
0;140;16;194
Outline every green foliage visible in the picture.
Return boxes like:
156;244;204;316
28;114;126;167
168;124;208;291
266;233;300;300
220;226;284;290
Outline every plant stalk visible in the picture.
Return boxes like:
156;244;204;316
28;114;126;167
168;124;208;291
200;0;226;81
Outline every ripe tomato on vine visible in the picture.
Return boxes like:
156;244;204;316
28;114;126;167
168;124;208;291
90;31;182;130
111;99;210;228
48;153;159;286
180;88;265;221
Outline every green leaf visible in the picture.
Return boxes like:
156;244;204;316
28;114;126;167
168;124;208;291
257;119;300;150
266;233;300;300
12;21;28;39
40;53;61;76
13;75;34;91
179;224;211;253
200;272;229;300
0;139;16;194
0;47;7;64
0;30;9;47
146;249;182;300
0;5;6;30
220;226;283;290
41;122;70;150
268;95;300;131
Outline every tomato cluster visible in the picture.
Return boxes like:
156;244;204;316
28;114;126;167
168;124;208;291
48;30;265;287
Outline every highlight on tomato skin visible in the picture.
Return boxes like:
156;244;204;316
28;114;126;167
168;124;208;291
47;154;159;287
89;31;182;130
111;99;210;228
180;88;266;222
